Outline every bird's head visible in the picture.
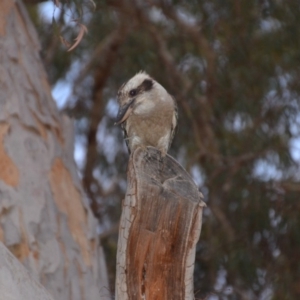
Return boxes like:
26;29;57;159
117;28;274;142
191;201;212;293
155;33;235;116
115;71;168;125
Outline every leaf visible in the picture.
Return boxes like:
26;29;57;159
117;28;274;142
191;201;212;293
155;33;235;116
88;0;96;10
67;22;88;52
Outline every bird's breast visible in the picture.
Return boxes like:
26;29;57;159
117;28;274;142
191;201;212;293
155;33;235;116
126;106;173;151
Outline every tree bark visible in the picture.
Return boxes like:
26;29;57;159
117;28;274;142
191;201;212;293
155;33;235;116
0;1;110;299
116;147;205;300
0;241;54;300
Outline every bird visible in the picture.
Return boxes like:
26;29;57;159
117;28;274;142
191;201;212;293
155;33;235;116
115;71;177;156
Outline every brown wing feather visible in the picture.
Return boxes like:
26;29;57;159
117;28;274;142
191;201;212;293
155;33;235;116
121;121;131;154
168;95;178;151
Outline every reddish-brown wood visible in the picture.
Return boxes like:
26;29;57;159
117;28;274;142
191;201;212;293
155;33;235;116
116;147;205;300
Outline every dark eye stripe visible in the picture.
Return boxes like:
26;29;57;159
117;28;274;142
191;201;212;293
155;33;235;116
141;79;153;91
124;78;154;98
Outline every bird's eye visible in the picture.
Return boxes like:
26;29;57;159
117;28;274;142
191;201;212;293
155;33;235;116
129;89;137;97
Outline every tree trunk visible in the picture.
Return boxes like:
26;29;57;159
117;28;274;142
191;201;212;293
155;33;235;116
116;147;205;300
0;1;110;299
0;241;54;300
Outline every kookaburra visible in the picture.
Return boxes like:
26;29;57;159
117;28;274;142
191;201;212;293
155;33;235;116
115;71;177;155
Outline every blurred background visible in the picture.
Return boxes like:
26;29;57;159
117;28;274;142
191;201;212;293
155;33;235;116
25;0;300;299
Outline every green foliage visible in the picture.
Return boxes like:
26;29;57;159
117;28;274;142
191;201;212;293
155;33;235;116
28;0;300;298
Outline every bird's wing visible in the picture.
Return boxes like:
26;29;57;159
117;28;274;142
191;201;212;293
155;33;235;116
121;121;131;154
168;96;178;151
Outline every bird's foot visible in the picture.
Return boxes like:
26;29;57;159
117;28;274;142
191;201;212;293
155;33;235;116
141;146;153;163
158;149;167;172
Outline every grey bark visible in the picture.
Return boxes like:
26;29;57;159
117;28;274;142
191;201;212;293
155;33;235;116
0;1;110;299
0;241;54;300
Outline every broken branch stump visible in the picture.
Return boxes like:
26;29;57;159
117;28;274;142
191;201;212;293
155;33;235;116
116;147;205;300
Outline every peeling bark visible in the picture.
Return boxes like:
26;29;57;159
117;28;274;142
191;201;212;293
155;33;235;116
116;147;205;300
0;1;110;299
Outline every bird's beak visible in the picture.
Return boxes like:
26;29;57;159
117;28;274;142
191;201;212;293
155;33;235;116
114;98;135;125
